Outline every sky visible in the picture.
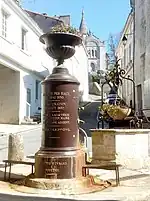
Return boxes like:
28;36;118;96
22;0;131;41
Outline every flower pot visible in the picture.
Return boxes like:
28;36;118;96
40;32;82;64
102;104;131;120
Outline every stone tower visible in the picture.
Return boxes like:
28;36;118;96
79;10;106;74
79;9;88;39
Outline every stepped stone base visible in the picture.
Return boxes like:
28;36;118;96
23;175;110;195
21;148;111;195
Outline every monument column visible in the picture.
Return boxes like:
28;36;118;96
35;32;85;180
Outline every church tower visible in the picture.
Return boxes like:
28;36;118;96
79;9;88;39
79;10;106;74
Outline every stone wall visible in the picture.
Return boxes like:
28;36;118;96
115;134;150;169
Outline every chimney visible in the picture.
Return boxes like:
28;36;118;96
14;0;21;5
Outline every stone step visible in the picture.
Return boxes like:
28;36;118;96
21;122;38;125
24;117;34;122
21;117;38;125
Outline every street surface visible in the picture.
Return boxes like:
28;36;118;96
1;167;150;201
0;127;92;162
0;128;41;162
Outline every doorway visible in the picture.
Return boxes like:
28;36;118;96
26;88;31;117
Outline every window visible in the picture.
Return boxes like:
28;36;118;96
95;50;98;58
91;62;96;72
121;58;123;68
35;80;40;100
2;10;9;38
129;44;132;62
92;49;94;57
87;49;91;58
126;48;129;64
21;28;27;50
140;53;145;81
27;88;31;104
124;49;126;68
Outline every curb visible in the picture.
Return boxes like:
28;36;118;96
0;125;42;137
0;186;149;201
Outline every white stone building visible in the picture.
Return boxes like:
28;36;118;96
115;12;134;108
79;10;107;75
0;0;89;124
116;0;150;117
134;0;150;116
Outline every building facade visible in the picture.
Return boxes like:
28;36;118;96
116;0;150;117
79;10;107;75
115;12;134;108
134;0;150;116
0;0;89;124
0;0;50;124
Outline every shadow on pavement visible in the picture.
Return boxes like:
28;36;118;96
0;193;120;201
0;163;6;168
119;173;150;181
0;170;25;181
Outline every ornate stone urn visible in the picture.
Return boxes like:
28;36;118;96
40;32;82;65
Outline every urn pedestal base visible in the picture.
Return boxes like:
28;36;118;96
24;176;111;194
24;149;110;194
35;148;85;179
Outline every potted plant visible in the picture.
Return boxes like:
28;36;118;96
40;24;82;65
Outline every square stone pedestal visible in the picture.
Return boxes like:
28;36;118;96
35;148;85;179
91;129;150;169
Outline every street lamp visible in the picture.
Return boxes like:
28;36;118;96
122;33;133;46
122;35;128;46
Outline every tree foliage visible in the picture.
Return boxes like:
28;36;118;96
107;33;121;68
90;70;105;84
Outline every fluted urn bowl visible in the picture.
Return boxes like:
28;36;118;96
102;104;131;120
40;32;82;63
